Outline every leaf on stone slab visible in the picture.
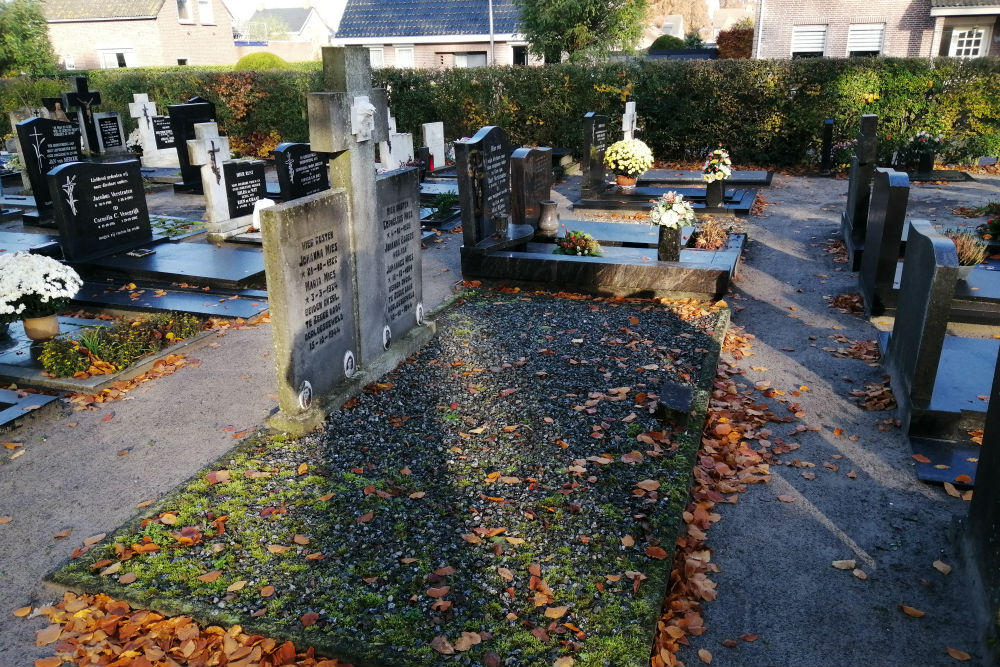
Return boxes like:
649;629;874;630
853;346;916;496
852;568;867;580
899;604;925;618
912;454;932;463
35;624;62;646
721;639;739;648
776;495;797;503
933;560;952;575
739;634;759;642
698;648;713;664
33;657;63;667
13;605;33;618
946;647;971;661
831;559;856;570
52;529;72;539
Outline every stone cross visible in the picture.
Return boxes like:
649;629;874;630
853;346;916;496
307;46;390;368
62;76;102;153
622;101;638;141
187;122;232;222
128;93;156;132
128;93;178;167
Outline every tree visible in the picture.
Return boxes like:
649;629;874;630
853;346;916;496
0;0;57;76
514;0;648;63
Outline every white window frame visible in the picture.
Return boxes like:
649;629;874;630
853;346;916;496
847;23;885;56
790;25;827;57
368;46;385;68
198;0;214;25
177;0;194;23
948;25;992;58
394;45;415;68
454;52;488;68
63;55;77;70
97;48;136;69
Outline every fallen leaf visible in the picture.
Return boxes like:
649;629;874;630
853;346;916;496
944;482;962;499
35;624;62;646
454;631;482;652
946;647;971;661
0;516;12;524
317;493;335;502
621;535;635;547
83;532;106;546
409;491;426;499
118;572;137;584
832;559;856;570
101;412;114;422
777;495;797;503
497;567;514;581
553;657;574;667
13;605;33;617
227;580;248;592
955;474;972;484
159;513;178;525
545;605;569;619
301;611;319;626
427;586;450;598
636;479;661;491
357;511;374;523
34;657;62;667
52;529;72;539
196;570;221;583
645;546;668;560
933;560;952;575
430;636;455;655
293;534;310;545
698;648;713;664
297;463;308;475
260;585;276;597
912;453;932;463
900;604;925;618
267;545;291;554
721;639;739;648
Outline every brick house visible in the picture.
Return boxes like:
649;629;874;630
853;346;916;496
753;0;1000;59
44;0;237;70
234;7;334;61
332;0;539;68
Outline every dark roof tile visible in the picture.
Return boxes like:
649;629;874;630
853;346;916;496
336;0;520;39
43;0;166;21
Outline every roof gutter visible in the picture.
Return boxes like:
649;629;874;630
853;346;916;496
47;16;156;22
333;33;520;45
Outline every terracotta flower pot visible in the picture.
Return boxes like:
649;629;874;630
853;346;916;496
616;174;638;189
22;314;60;341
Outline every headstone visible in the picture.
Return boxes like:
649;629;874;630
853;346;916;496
859;168;910;316
510;146;552;227
455;125;510;247
841;114;879;268
622;101;638;141
127;94;179;168
820;118;834;172
273;142;330;201
388;131;415;169
62;76;102;154
969;346;1000;611
47;159;152;262
581;112;610;196
15;117;83;213
414;146;430;179
93;111;126;154
186;122;231;222
167;96;216;193
222;160;267;218
8;107;49;192
378;168;423;336
422;121;446;170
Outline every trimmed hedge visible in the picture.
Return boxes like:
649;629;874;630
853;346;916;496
2;57;999;166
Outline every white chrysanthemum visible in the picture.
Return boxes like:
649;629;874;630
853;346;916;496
0;252;83;318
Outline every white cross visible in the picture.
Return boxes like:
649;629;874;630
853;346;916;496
622;101;637;141
128;93;156;130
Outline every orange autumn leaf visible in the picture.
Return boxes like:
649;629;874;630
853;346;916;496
946;647;971;661
260;585;276;597
427;586;450;598
544;605;569;619
900;604;926;618
357;511;374;523
912;454;932;463
13;605;33;617
300;611;319;627
35;624;62;646
297;463;308;475
316;493;335;502
196;570;222;583
34;658;63;667
955;474;972;484
646;546;669;560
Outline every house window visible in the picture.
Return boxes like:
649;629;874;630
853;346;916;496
98;48;135;68
512;45;527;66
177;58;188;65
790;25;826;58
198;0;214;25
394;45;414;67
177;0;193;22
63;55;76;70
454;52;488;67
368;47;384;68
847;23;884;57
948;25;991;58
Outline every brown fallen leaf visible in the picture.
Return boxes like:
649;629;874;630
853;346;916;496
933;560;952;575
453;631;482;652
357;511;374;523
196;570;221;583
698;648;713;664
34;657;62;667
227;580;248;592
301;611;319;627
832;559;856;570
118;572;137;584
946;647;971;661
293;534;310;545
497;567;514;581
944;483;962;499
430;636;455;655
635;479;661;491
52;529;72;539
545;605;569;619
852;569;867;580
35;624;61;646
427;586;450;598
777;495;797;503
83;533;106;546
646;546;668;560
267;545;291;554
553;657;574;667
900;604;926;618
912;453;932;463
260;585;276;597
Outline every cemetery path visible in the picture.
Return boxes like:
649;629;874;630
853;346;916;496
673;173;999;667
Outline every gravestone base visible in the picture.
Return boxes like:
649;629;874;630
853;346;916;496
907;169;973;183
841;212;865;271
203;213;255;242
0;384;59;431
267;321;437;437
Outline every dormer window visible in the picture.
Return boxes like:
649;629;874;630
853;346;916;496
177;0;193;22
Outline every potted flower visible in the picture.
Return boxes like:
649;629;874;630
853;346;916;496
943;228;987;280
907;130;943;174
0;252;83;340
649;191;696;262
553;229;603;257
604;139;654;189
702;146;732;208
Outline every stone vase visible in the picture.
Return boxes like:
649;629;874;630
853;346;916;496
537;200;559;237
616;173;637;190
918;152;934;174
705;179;725;208
657;225;681;262
22;314;59;341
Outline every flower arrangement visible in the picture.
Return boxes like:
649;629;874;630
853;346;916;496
553;229;603;257
908;130;943;154
702;146;732;182
944;229;988;266
649;191;696;229
604;139;654;177
0;252;82;322
831;139;858;172
2;152;23;172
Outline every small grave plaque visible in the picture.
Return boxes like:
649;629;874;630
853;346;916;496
48;160;151;262
152;116;176;149
15;117;83;211
582;112;610;195
223;160;266;218
455;125;510;246
94;111;126;153
511;146;553;227
273;142;330;200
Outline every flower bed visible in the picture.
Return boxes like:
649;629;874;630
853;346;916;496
51;289;730;667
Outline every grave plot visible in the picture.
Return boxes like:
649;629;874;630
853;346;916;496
457;126;744;300
881;220;997;485
574;113;757;215
15;116;83;225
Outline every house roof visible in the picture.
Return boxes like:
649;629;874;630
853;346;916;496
42;0;166;21
336;0;520;39
246;7;318;34
930;0;1000;6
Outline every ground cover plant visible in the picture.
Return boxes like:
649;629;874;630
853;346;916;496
50;289;729;667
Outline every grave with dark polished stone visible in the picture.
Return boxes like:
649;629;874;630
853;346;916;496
883;220;996;484
510;146;552;226
455;125;526;249
581;112;610;198
638;169;773;187
16;116;83;223
0;383;58;431
152;116;176;150
168;96;216;193
273;142;330;200
820;118;834;173
94;112;126;154
223;160;267;218
841;114;879;270
969;347;1000;637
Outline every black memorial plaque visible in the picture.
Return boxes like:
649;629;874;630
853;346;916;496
273;142;329;201
223;160;267;218
152;116;176;149
455;126;510;247
48;160;152;262
96;113;124;150
15;117;83;211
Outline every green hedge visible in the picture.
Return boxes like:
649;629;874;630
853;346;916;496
3;57;999;166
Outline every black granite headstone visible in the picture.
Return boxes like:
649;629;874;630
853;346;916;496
48;160;152;263
62;76;102;154
841;114;879;268
95;112;125;152
510;146;552;227
152;116;176;149
167;96;216;193
582;112;610;195
969;346;1000;618
273;143;330;201
455;126;510;247
15;117;83;212
820;118;834;172
859;168;910;316
223;160;267;218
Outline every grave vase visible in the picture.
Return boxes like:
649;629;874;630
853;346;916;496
657;225;681;262
705;179;724;208
537;200;559;237
918;152;934;174
22;314;59;341
616;173;637;190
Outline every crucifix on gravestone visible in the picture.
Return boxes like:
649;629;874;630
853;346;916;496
187;122;232;223
308;46;391;368
128;94;179;168
62;76;102;154
622;101;638;141
129;94;155;133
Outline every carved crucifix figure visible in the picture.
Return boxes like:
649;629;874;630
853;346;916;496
207;140;222;184
128;94;156;130
62;76;102;153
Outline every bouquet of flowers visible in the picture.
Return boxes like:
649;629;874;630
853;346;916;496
908;130;943;154
553;229;603;257
0;252;82;322
650;191;696;229
702;146;732;182
604;139;654;177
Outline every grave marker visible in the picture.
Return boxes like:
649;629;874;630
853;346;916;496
581;112;610;196
820;118;834;172
62;76;102;154
128;94;179;167
379;168;423;335
93;111;126;154
622;101;638;141
186;122;231;222
455;125;510;247
168;96;216;193
510;146;552;227
273;142;330;200
841;114;879;269
222;160;267;218
8;107;49;192
422;121;445;169
859;168;910;316
969;347;1000;603
15;117;83;213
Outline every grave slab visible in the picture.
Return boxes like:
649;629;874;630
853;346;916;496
638;169;773;187
72;280;268;318
79;242;265;289
574;185;757;215
0;384;59;431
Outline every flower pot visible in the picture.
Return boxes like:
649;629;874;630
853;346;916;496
22;314;60;341
918;152;934;174
616;174;637;190
705;179;725;208
658;225;681;262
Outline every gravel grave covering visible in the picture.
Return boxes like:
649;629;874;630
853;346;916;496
51;289;729;667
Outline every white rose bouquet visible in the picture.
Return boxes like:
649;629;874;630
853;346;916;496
702;146;732;182
0;252;82;321
650;191;696;229
604;139;654;178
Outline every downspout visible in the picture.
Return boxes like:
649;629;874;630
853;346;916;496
754;0;765;58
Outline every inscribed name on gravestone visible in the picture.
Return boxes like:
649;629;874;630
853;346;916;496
260;189;357;417
48;160;151;262
152;117;176;149
16;117;83;210
511;146;552;226
455;125;509;246
94;112;125;152
378;168;423;338
274;143;329;200
223;160;266;218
